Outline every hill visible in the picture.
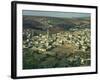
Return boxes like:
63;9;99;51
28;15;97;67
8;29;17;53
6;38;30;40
23;15;90;33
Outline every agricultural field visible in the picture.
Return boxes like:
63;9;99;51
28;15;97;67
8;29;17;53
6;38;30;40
22;16;91;69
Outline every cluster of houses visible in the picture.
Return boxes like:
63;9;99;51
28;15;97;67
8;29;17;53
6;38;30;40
23;28;90;54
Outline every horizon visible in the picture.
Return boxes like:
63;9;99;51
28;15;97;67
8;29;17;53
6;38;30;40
23;10;90;18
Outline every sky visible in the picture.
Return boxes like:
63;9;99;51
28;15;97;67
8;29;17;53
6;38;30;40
22;10;90;18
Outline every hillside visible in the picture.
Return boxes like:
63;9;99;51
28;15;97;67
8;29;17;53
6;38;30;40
22;15;91;69
23;16;90;33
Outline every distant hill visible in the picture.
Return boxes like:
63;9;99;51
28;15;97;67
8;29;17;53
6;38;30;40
23;15;90;33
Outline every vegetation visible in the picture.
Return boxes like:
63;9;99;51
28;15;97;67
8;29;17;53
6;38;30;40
23;16;91;69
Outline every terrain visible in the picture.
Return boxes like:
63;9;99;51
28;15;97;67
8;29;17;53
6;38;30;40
23;16;91;69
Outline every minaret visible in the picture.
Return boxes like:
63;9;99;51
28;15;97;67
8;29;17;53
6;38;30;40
46;28;49;47
45;18;53;48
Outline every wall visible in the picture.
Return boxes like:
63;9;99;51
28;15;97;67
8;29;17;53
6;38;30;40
0;0;99;80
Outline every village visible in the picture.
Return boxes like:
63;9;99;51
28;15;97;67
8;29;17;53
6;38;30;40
23;28;91;69
23;28;90;53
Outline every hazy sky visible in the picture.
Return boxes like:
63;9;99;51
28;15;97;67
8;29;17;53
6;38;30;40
23;10;90;18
